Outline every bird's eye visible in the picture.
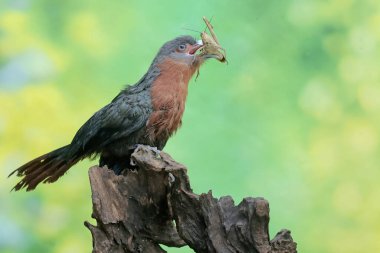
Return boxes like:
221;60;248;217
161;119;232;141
178;44;186;51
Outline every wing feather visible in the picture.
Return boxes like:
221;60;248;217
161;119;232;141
69;92;152;156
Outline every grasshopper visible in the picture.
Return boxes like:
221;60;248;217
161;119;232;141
199;17;227;63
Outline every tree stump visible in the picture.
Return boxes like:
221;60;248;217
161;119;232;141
84;145;297;253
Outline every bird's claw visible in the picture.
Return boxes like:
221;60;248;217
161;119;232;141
130;158;137;166
168;173;175;185
147;146;161;159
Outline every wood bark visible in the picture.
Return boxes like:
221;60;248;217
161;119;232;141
84;145;297;253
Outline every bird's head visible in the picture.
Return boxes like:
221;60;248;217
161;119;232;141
148;35;223;82
153;35;204;68
140;35;221;87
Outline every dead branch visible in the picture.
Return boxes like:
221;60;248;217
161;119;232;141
85;145;297;253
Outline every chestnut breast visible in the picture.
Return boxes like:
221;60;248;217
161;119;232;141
146;58;197;146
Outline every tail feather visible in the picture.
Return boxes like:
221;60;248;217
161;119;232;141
9;145;81;191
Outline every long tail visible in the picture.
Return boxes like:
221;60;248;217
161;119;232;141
9;145;81;191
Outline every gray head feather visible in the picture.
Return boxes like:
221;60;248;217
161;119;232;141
156;35;197;59
123;35;197;93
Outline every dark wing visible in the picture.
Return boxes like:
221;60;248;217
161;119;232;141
68;92;152;156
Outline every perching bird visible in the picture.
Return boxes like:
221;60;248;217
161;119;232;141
9;35;218;191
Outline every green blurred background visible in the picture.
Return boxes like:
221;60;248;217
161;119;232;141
1;0;379;252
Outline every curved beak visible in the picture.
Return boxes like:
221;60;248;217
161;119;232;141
188;41;204;55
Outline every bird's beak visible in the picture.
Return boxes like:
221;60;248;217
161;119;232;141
188;41;204;55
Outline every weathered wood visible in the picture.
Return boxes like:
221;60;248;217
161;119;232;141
85;145;297;253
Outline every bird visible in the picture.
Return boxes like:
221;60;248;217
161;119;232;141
9;35;218;191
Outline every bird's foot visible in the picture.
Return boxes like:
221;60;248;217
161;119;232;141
130;157;137;166
147;146;161;159
130;144;139;151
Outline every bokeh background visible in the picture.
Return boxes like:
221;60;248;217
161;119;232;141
1;0;380;252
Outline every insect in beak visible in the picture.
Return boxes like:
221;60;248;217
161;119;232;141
188;43;204;55
198;17;227;63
